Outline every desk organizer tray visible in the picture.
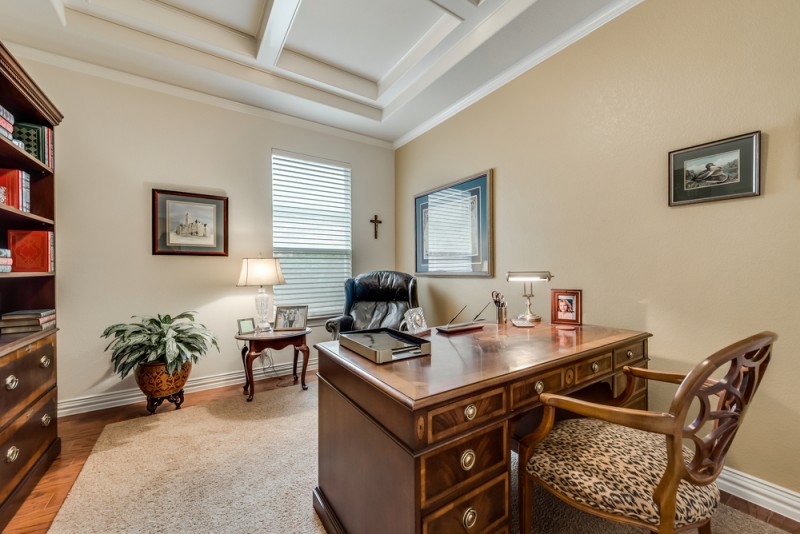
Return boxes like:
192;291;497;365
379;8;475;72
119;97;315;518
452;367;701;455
339;328;431;364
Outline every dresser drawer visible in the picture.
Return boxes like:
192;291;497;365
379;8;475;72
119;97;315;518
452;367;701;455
421;423;507;509
427;387;506;444
423;472;508;533
613;341;646;369
510;369;563;411
0;387;57;504
0;335;57;430
575;353;612;385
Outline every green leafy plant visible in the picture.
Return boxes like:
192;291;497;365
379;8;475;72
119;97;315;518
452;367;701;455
101;311;220;378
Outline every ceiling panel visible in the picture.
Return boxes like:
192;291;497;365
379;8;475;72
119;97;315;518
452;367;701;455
155;0;268;37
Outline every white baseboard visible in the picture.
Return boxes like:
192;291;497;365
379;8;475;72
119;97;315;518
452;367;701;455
56;358;317;417
718;466;800;522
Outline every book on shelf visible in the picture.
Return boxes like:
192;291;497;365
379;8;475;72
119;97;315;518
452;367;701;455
0;265;11;273
1;308;56;320
1;319;56;334
0;314;56;327
0;248;10;258
0;103;13;126
0;258;11;265
0;115;13;133
7;229;54;272
0;168;31;211
0;128;12;142
13;122;53;167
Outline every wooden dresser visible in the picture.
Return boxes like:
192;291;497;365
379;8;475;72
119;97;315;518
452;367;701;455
0;41;62;529
313;323;650;533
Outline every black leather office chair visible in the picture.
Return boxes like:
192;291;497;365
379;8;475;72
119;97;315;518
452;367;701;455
325;271;419;339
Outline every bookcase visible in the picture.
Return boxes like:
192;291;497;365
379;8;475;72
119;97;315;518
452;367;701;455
0;41;63;528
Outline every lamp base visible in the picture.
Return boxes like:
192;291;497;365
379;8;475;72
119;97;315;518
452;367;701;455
518;312;542;322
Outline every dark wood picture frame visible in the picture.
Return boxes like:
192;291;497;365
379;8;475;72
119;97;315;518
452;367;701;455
669;131;760;206
152;189;228;255
414;169;493;277
551;289;582;325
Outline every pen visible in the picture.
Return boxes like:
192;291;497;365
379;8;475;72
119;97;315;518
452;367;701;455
446;305;467;326
472;301;492;322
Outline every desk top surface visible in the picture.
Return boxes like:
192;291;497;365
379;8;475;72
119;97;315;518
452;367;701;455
317;323;650;407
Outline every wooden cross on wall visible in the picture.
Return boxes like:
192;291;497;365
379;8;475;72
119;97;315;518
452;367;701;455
370;215;382;239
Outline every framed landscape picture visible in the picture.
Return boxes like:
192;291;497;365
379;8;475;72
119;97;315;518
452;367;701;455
414;169;493;277
669;131;760;206
152;189;228;255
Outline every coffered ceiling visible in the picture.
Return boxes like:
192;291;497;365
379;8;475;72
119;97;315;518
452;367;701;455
0;0;641;145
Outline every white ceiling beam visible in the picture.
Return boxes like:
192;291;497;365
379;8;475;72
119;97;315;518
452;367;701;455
276;49;378;100
48;0;67;26
256;0;302;65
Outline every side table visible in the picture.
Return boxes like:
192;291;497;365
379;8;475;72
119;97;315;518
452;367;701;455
235;327;311;401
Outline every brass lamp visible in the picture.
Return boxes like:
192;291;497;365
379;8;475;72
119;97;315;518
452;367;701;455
506;271;553;322
237;258;285;332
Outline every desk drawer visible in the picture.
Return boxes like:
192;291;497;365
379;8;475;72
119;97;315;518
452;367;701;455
613;342;646;369
427;387;506;444
423;473;508;534
0;335;57;430
0;387;57;504
510;370;563;411
575;353;612;385
421;423;507;509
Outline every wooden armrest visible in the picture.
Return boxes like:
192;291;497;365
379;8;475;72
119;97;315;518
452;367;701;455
623;366;687;385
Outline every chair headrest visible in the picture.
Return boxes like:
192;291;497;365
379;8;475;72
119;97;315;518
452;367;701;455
352;271;415;302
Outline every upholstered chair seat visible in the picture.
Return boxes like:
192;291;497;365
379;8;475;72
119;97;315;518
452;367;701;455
527;418;719;529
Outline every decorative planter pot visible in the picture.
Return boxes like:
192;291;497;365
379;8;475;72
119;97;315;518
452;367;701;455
134;361;192;414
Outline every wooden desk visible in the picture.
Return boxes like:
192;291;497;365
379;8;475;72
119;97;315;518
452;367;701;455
235;328;311;400
312;323;650;533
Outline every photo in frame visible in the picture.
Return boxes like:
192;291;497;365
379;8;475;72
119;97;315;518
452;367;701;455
152;189;228;255
274;305;308;331
669;131;760;206
414;170;493;277
401;307;430;336
551;289;582;326
237;318;256;335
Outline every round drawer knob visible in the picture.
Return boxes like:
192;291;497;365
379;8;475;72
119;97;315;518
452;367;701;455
462;507;478;529
460;449;476;471
626;350;634;359
41;414;52;427
591;361;600;373
534;380;544;394
463;404;477;421
40;355;51;368
5;375;19;391
6;446;19;463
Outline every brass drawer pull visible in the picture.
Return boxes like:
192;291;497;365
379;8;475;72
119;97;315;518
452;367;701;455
6;446;19;463
463;404;477;421
42;414;52;427
40;355;52;368
460;449;476;471
591;361;600;373
5;375;19;391
462;507;478;529
534;380;544;394
626;349;634;359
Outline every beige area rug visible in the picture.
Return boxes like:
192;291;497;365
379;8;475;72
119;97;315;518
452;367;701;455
50;381;784;534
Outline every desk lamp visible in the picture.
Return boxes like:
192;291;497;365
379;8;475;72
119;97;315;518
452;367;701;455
506;271;553;322
237;257;285;332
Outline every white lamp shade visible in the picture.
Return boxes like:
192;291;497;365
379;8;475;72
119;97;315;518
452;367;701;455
237;258;286;287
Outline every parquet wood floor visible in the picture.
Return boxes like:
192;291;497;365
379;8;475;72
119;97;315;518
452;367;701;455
4;372;798;533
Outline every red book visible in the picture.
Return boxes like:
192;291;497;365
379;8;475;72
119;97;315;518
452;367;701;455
7;230;53;272
0;257;11;265
0;116;12;133
0;168;22;209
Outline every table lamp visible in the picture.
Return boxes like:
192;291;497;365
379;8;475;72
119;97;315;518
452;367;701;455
506;271;553;322
237;258;285;332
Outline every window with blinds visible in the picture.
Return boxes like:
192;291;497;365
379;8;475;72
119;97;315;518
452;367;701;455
271;151;352;318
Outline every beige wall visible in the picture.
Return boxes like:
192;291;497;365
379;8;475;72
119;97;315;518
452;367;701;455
15;54;395;405
396;0;800;491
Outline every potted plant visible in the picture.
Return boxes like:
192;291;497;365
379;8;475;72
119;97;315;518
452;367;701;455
101;311;219;414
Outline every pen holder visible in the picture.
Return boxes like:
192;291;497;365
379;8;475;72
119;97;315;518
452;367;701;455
496;306;507;324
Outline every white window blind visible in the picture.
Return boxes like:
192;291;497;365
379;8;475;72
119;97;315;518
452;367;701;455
272;151;352;318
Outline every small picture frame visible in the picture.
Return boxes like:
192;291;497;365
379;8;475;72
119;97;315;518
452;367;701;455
402;307;430;335
152;189;229;255
274;305;308;331
237;318;256;335
551;289;582;326
668;131;760;206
